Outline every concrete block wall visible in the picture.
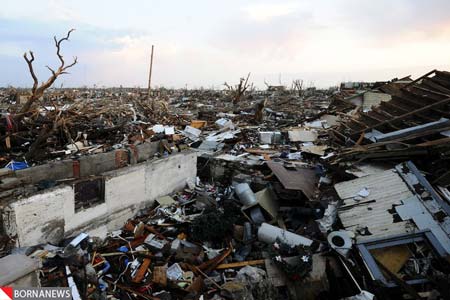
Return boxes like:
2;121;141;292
13;141;160;185
15;160;73;184
78;151;116;177
3;151;197;246
7;187;69;246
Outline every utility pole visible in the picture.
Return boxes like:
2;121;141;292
147;45;154;98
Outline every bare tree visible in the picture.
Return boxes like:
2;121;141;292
291;79;303;97
224;72;251;105
20;29;78;116
19;29;78;160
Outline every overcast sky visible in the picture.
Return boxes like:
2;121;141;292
1;0;450;89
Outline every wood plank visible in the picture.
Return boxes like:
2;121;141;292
216;259;266;270
132;258;151;283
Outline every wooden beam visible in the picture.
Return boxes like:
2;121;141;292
331;128;356;145
356;97;450;134
372;107;394;118
346;116;369;129
360;113;401;131
393;93;429;107
429;76;450;91
422;78;450;95
403;69;436;88
417;137;450;147
380;101;413;119
365;112;388;123
215;260;266;269
132;258;151;283
433;169;450;186
412;85;450;98
396;92;450;118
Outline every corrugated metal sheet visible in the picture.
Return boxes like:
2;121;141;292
335;169;414;242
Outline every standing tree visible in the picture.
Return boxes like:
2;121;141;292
20;29;78;117
291;79;303;97
19;29;78;160
224;72;251;105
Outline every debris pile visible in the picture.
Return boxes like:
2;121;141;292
1;68;450;299
25;181;320;300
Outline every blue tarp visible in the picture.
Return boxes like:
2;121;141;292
5;160;29;171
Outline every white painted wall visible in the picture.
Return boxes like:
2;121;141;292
4;152;197;247
9;187;71;246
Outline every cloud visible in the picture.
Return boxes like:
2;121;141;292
1;0;450;88
242;2;300;21
324;0;450;43
210;4;315;62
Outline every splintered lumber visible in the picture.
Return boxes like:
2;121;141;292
132;258;151;283
215;259;265;269
192;266;222;290
197;244;233;272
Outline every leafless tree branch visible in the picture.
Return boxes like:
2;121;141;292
54;28;75;68
23;51;38;93
224;73;252;105
20;29;78;115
